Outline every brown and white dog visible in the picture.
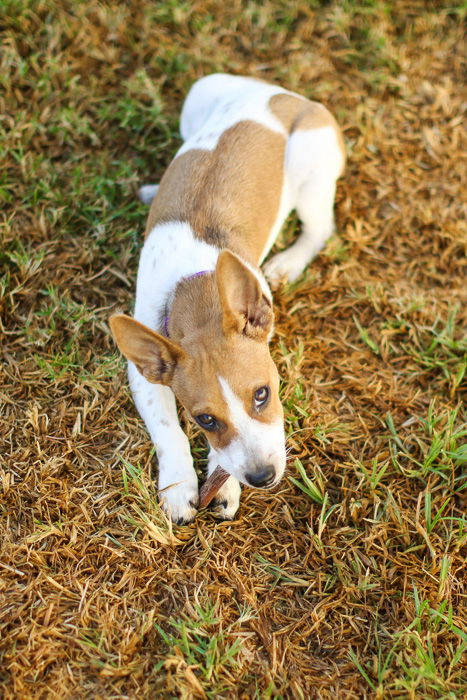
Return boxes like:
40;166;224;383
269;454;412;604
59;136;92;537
110;74;345;523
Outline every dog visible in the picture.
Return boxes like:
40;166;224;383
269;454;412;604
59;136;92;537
110;73;345;523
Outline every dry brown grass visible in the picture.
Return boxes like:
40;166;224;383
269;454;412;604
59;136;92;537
1;1;466;698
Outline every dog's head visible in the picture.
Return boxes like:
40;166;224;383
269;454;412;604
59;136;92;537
110;251;286;488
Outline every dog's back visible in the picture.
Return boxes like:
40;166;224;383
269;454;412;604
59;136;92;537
145;74;344;268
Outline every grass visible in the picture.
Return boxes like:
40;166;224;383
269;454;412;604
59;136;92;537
386;403;466;484
1;0;466;698
350;585;467;697
289;458;327;504
154;600;255;697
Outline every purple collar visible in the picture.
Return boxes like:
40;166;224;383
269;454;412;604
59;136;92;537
163;270;212;337
185;270;211;280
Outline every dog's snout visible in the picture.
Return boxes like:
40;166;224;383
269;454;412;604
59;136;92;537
245;464;276;488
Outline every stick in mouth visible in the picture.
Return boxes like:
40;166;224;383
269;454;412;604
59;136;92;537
199;466;230;508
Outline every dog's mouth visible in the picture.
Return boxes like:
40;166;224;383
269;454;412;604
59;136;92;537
261;476;283;491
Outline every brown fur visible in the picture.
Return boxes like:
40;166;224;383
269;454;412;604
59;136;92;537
144;121;286;264
269;93;346;173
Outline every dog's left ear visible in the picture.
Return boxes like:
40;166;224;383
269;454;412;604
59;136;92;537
109;314;186;385
216;250;273;341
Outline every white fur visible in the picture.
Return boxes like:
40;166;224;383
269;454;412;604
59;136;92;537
178;73;292;154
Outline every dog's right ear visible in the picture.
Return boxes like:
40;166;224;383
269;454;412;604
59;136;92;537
109;314;186;385
216;250;273;341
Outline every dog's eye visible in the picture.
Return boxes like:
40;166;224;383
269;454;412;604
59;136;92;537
254;386;270;409
195;414;218;431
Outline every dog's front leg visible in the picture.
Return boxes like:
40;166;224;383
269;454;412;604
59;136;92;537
128;362;199;524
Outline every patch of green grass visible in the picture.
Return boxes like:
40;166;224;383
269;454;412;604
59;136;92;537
32;284;95;334
423;491;458;535
277;340;312;430
404;309;467;396
2;239;47;279
34;349;82;382
306;494;341;552
354;314;381;355
328;0;401;88
288;458;326;504
377;307;467;396
386;403;466;487
351;454;392;492
95;70;172;139
155;600;254;697
350;585;467;697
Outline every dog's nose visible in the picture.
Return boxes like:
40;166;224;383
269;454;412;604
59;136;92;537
245;464;276;488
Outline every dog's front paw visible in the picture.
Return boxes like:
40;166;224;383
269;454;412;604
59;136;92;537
209;476;241;520
263;249;306;287
159;478;199;524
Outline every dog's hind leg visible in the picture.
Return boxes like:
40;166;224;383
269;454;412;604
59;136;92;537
138;184;159;205
264;124;344;286
264;177;337;285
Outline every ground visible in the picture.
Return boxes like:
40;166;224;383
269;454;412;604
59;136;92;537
0;1;466;698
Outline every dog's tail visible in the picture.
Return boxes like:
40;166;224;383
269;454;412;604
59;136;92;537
138;184;159;205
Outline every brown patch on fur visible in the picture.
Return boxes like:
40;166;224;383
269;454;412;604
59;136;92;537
269;93;346;173
145;121;286;263
163;273;282;449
